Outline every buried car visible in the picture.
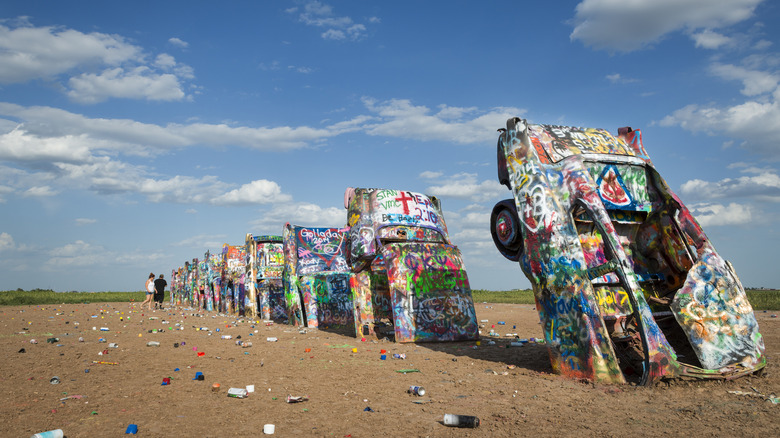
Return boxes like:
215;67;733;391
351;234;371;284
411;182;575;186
345;187;479;343
491;117;765;385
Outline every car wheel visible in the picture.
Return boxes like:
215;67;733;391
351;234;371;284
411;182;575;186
491;199;523;261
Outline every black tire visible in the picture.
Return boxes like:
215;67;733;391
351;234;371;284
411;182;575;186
491;199;523;262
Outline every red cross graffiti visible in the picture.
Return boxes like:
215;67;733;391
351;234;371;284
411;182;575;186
395;191;416;214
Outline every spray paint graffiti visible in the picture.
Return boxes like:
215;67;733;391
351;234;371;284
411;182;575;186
492;117;765;385
283;223;353;330
222;244;247;316
246;234;285;320
345;187;479;343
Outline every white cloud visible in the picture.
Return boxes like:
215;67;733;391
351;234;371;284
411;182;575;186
689;202;753;227
425;172;506;203
250;202;346;229
22;185;57;197
570;0;763;53
67;67;186;103
606;73;638;84
212;180;292;206
361;98;524;144
0;127;93;163
172;234;228;249
710;63;779;96
168;37;189;48
0;19;142;83
0;232;15;251
291;1;371;41
75;218;97;225
691;29;733;49
419;171;443;179
680;170;780;201
0;19;195;103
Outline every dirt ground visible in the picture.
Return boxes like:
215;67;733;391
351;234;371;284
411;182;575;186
1;302;778;437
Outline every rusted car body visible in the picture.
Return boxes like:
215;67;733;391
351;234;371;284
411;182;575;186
345;187;479;343
492;117;765;385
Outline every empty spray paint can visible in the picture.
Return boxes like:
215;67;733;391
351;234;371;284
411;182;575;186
221;335;232;340
408;385;426;396
443;414;480;428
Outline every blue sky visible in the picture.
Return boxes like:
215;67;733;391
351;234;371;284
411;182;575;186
1;0;779;292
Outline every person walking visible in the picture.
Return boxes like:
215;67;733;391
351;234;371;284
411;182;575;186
154;274;167;310
142;273;155;310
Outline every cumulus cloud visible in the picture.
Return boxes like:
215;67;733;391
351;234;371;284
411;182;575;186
22;185;57;197
361;98;524;144
570;0;763;53
250;202;346;229
289;1;372;41
0;19;195;102
212;180;292;206
691;29;733;49
709;63;779;96
689;202;753;227
0;232;15;251
425;172;506;203
67;67;187;103
168;37;189;48
680;170;780;202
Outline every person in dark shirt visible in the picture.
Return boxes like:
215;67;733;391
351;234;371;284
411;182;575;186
154;274;168;310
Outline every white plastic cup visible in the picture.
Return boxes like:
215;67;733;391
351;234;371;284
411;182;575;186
246;384;255;393
31;429;64;438
263;424;275;435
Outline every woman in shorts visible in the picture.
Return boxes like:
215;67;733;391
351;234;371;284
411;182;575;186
142;273;155;310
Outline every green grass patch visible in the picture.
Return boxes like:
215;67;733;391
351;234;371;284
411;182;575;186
0;289;169;306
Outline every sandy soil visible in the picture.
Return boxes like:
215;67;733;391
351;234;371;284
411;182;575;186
1;302;778;437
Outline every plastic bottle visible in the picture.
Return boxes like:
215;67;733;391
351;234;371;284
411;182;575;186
31;429;64;438
443;414;480;428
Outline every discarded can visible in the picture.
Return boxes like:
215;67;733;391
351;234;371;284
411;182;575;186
211;383;221;392
108;343;119;348
50;376;60;384
227;388;248;398
98;338;106;343
31;429;64;438
443;414;480;428
100;327;109;331
393;353;406;360
408;385;426;396
162;377;171;385
266;337;278;342
221;335;232;340
146;341;160;347
29;339;38;344
125;424;138;434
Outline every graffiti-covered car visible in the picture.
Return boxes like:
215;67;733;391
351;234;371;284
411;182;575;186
492;117;765;385
245;234;285;321
345;187;479;343
222;243;247;315
282;224;354;332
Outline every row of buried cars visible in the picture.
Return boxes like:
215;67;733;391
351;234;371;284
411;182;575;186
170;187;480;344
172;117;766;386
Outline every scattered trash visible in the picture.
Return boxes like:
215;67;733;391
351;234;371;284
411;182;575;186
443;414;480;428
227;388;248;398
193;372;204;380
221;335;232;340
59;395;85;401
197;352;205;357
364;406;374;412
46;337;59;344
396;369;420;374
286;394;308;403
266;337;278;342
728;389;780;404
263;424;275;435
393;353;406;360
125;424;138;434
146;341;160;347
18;348;25;353
380;355;387;360
162;377;171;385
30;339;38;344
211;383;221;392
408;385;426;396
92;361;118;365
49;376;60;384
